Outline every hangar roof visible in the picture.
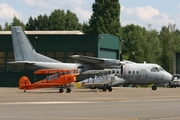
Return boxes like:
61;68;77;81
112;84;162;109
0;31;84;35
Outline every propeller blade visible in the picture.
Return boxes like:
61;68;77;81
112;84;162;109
120;51;123;61
121;65;123;75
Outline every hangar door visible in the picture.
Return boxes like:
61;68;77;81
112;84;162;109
176;53;180;74
98;34;120;59
99;48;118;59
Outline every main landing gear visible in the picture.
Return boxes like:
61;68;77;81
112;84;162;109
102;84;113;92
59;85;72;93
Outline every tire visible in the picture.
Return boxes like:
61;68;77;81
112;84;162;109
108;87;113;92
152;86;157;90
59;88;64;93
67;88;72;93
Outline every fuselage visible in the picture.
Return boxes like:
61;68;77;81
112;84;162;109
76;62;173;89
121;63;173;85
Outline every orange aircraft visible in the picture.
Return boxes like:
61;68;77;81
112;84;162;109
19;69;80;93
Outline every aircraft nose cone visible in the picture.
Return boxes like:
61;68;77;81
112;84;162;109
163;72;173;82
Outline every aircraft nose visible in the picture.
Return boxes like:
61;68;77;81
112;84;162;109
163;72;173;82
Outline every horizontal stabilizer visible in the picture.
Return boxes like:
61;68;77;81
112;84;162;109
7;61;35;64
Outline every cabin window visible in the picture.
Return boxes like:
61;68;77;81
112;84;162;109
136;71;139;74
132;71;135;74
128;71;131;74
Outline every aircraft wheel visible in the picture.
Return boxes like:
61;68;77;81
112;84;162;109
102;87;107;92
59;88;64;93
152;86;157;90
67;88;72;93
108;87;113;92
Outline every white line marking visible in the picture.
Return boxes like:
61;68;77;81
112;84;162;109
0;101;97;105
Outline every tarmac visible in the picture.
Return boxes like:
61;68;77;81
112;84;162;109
0;87;180;120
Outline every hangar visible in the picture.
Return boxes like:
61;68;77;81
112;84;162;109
173;52;180;74
0;30;120;87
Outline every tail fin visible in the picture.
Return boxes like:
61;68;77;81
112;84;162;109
11;26;60;63
19;76;31;89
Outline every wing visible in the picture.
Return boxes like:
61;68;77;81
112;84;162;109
81;83;105;88
70;55;124;68
34;68;79;74
81;69;119;75
70;55;105;64
78;78;116;89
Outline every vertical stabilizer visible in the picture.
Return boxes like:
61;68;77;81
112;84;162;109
11;26;36;61
11;26;60;63
19;76;31;89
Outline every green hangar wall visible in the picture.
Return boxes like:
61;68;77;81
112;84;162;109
0;31;120;87
173;52;180;74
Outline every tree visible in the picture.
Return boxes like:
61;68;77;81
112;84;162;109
82;22;90;33
26;9;82;30
48;9;66;30
121;24;147;62
4;22;10;31
159;23;180;73
36;14;49;30
0;25;2;31
65;10;82;30
11;16;25;29
145;28;161;64
89;0;121;37
26;16;37;30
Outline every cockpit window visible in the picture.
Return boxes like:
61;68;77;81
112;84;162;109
151;67;160;72
151;67;156;72
155;67;159;72
159;67;165;71
45;73;59;80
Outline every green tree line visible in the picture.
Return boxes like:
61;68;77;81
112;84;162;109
0;0;180;73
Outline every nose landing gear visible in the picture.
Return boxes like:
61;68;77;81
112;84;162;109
151;85;157;90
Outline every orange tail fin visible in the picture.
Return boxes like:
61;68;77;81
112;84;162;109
19;76;31;89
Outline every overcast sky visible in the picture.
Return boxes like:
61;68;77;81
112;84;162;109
0;0;180;31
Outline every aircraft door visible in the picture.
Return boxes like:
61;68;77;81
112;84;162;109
140;69;147;83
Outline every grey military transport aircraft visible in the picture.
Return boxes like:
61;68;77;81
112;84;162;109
9;26;172;91
75;61;173;91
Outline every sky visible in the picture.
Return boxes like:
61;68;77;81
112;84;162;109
0;0;180;31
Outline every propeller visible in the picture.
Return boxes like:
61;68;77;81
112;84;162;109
120;51;123;75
